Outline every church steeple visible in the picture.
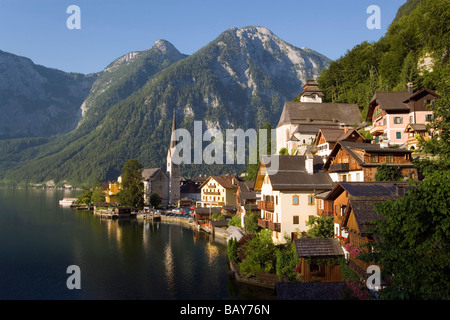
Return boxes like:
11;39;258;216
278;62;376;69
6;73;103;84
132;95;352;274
166;109;180;205
169;111;177;150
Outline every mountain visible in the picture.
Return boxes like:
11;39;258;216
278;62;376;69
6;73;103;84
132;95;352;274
318;0;449;119
0;26;331;187
0;50;97;139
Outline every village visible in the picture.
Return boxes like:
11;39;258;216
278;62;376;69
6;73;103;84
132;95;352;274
64;78;442;300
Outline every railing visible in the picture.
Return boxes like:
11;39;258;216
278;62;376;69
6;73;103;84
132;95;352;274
203;191;220;195
257;218;281;232
257;200;274;211
329;163;350;173
369;125;384;136
268;221;281;232
257;218;268;229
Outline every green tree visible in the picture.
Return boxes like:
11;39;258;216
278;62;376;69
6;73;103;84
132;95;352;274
149;192;162;207
244;211;260;235
305;216;334;238
375;164;404;181
117;159;144;208
91;179;105;204
239;229;277;276
276;242;299;281
76;187;92;206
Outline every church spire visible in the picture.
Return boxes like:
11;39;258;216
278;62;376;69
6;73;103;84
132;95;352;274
170;110;177;149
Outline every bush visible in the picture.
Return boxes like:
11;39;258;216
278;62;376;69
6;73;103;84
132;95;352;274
227;238;238;262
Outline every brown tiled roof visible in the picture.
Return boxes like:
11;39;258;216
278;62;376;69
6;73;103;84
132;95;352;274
200;175;239;190
294;238;344;257
261;155;333;191
277;102;361;128
343;198;389;235
237;180;256;202
142;168;163;180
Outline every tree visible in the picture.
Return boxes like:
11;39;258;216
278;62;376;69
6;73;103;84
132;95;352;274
117;159;144;208
305;216;334;238
375;164;403;181
91;179;105;204
149;192;161;208
244;211;260;235
76;187;92;206
239;229;277;276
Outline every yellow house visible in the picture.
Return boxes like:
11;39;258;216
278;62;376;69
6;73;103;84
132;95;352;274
105;181;120;204
198;175;239;208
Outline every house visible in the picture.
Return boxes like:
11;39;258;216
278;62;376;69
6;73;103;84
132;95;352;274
276;78;361;154
366;84;440;146
142;168;169;205
197;175;239;208
105;181;120;204
323;181;412;248
235;180;257;229
193;207;221;227
254;155;334;244
180;179;201;201
293;238;344;282
323;141;418;182
404;123;431;150
315;128;365;160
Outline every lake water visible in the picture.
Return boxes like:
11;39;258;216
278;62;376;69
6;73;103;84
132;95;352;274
0;188;274;300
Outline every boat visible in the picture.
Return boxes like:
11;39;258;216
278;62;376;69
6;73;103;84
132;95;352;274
59;198;77;206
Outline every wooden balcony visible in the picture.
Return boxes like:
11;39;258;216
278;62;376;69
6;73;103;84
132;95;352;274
268;221;281;232
369;125;384;136
203;191;220;195
257;200;274;211
257;218;281;232
329;163;349;173
257;218;268;229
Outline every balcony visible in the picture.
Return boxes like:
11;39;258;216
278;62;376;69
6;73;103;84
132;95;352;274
203;191;220;195
268;221;281;232
257;219;281;232
329;163;350;173
257;200;274;211
257;218;268;229
369;125;384;136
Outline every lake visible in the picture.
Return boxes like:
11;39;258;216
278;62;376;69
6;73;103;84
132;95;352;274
0;188;274;300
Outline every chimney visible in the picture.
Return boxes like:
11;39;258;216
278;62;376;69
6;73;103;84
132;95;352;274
407;82;414;94
305;155;314;175
380;139;390;148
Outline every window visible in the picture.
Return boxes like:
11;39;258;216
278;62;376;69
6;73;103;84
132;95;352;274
394;117;403;124
425;114;434;122
308;195;314;205
292;195;299;205
386;155;394;163
356;172;361;181
396;132;402;139
370;154;378;163
293;216;299;224
275;196;278;205
383;118;386;125
319;200;324;210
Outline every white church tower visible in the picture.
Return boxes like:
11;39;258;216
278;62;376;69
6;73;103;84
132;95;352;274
166;111;181;205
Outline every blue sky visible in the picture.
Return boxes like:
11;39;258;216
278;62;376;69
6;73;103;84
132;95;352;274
0;0;406;74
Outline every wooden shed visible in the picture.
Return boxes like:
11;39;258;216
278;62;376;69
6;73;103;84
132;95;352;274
294;238;344;282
